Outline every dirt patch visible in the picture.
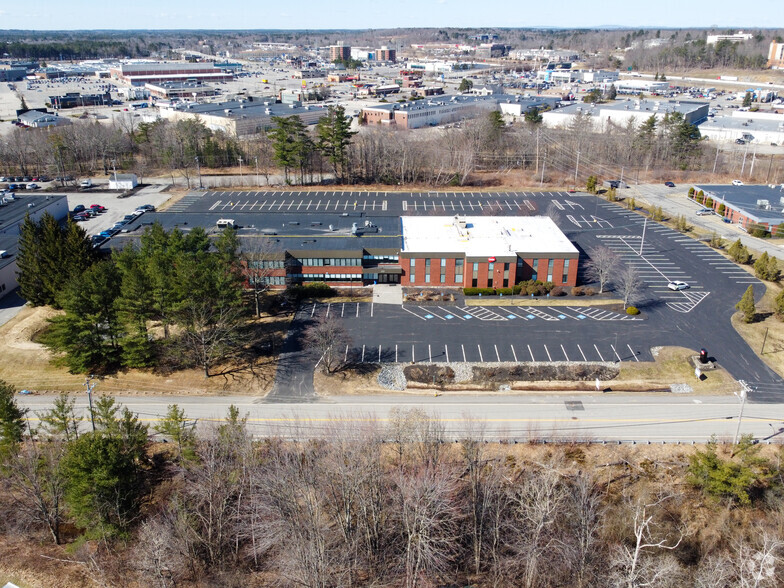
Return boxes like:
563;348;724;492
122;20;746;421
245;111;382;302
404;364;455;385
732;281;784;379
0;305;290;396
474;363;619;382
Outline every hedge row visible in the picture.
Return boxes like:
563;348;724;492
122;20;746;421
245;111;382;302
463;280;559;297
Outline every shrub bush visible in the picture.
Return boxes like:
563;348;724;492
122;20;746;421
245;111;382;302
571;286;584;296
513;284;523;295
496;287;514;296
626;306;640;315
285;282;337;301
583;286;596;296
463;287;496;296
550;286;565;296
688;187;695;198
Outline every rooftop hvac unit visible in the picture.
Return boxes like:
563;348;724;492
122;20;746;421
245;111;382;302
0;250;7;258
224;109;232;114
757;199;770;209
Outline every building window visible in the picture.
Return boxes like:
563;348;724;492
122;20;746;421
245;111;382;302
410;258;416;283
425;258;431;283
562;259;570;284
472;262;479;288
488;262;494;287
503;262;509;288
531;259;538;281
547;259;554;282
455;259;464;285
440;258;446;283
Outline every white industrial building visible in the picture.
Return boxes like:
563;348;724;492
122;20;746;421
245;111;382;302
17;110;69;128
612;80;670;94
699;112;784;145
706;32;754;45
541;99;709;131
109;174;138;190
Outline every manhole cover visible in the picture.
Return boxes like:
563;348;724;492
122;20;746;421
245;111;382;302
565;401;585;411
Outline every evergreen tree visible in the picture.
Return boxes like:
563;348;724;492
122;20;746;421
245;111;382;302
524;106;543;124
728;239;752;264
269;116;313;184
606;84;617;100
114;246;156;368
0;380;26;455
156;404;196;462
736;285;756;323
41;261;122;373
316;105;356;183
743;91;753;107
458;78;473;92
38;393;81;442
776;288;784;319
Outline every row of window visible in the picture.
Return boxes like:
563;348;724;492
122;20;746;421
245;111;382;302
295;258;362;267
251;276;286;286
291;273;363;281
363;254;399;262
248;260;285;270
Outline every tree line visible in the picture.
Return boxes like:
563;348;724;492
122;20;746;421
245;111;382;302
18;215;252;376
2;388;784;587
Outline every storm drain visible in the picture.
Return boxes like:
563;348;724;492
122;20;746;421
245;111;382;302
564;401;585;411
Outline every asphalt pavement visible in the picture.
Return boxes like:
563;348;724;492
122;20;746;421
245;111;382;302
16;393;784;443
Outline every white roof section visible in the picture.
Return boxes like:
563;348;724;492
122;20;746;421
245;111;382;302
401;216;578;258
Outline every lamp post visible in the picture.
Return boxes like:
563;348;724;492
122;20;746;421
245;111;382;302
195;156;203;189
732;381;749;445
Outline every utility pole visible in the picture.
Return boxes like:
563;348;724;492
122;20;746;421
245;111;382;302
740;143;749;176
535;128;540;174
620;166;624;185
712;141;720;174
749;148;757;178
238;156;243;181
732;381;750;445
255;156;259;186
574;149;580;184
639;217;647;255
540;150;547;187
766;154;774;183
84;376;97;432
195;156;203;189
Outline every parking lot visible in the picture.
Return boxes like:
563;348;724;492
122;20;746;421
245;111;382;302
65;185;172;237
149;188;784;400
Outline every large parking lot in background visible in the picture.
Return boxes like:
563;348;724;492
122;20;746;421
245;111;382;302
65;185;172;236
123;189;784;401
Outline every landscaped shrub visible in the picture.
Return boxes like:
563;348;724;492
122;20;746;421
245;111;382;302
718;203;725;215
749;224;770;239
626;306;640;315
513;284;523;295
550;286;565;296
463;287;496;296
688;187;695;198
286;282;337;301
571;286;584;296
496;287;514;296
583;286;596;296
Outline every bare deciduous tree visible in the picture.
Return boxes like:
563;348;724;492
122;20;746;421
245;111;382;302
584;245;620;294
239;236;280;318
306;313;351;374
616;263;645;309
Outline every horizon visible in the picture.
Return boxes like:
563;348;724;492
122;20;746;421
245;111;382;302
0;0;782;32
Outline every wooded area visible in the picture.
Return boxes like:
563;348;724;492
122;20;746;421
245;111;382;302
1;387;784;588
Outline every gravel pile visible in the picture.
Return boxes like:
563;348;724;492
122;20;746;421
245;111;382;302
378;364;407;390
451;363;473;382
670;383;694;394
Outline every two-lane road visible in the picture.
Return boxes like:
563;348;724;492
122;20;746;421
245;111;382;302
16;393;784;443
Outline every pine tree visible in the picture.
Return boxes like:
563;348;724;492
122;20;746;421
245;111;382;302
728;239;752;264
38;393;81;441
155;404;196;462
316;105;357;183
0;380;26;455
736;285;756;323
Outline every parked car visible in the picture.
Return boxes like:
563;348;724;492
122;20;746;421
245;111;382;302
73;212;90;221
89;204;106;212
664;181;675;187
22;176;32;182
7;184;19;191
696;209;713;216
72;204;86;214
135;204;156;212
0;177;6;182
667;281;690;291
735;138;746;145
98;231;114;239
26;183;39;190
79;179;93;189
732;180;744;186
122;214;136;222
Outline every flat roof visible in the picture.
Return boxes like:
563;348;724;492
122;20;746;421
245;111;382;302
551;99;708;118
165;97;330;120
695;184;784;224
401;216;578;259
699;115;784;135
0;194;67;235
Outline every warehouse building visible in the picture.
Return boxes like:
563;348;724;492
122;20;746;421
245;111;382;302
145;81;217;100
361;95;499;129
541;99;709;131
157;97;331;137
110;62;233;85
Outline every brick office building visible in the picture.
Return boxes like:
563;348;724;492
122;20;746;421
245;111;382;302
399;216;579;288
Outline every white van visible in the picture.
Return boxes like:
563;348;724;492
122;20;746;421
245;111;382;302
216;218;236;229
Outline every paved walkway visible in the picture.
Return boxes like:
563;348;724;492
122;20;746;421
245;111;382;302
372;284;403;305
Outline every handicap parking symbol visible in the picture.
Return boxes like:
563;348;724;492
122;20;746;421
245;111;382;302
527;314;536;319
445;314;454;319
506;314;516;320
424;314;434;319
464;314;473;319
558;314;566;319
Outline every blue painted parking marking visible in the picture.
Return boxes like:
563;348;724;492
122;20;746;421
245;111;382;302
506;314;516;319
424;314;434;319
464;315;473;319
445;314;454;319
558;314;567;319
577;315;586;319
527;314;535;319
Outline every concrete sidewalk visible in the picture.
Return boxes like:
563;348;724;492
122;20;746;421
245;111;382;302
372;284;402;305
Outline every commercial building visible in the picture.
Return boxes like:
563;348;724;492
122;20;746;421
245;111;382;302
698;112;784;145
693;184;784;232
17;109;69;128
145;81;217;100
361;95;499;129
49;92;112;109
110;62;233;85
475;44;508;59
329;44;352;62
0;66;27;82
0;193;69;300
769;41;784;69
108;195;580;291
157;97;331;136
541;99;709;131
377;47;397;62
400;216;578;288
706;32;754;45
497;96;560;118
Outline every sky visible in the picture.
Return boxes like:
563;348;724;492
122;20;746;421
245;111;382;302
0;0;782;31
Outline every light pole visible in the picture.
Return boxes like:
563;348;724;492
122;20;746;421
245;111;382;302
195;156;203;189
255;156;259;186
84;376;97;432
238;156;243;182
732;381;749;445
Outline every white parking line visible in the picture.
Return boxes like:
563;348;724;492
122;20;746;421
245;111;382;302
401;306;426;321
561;344;569;361
462;344;467;362
627;344;639;362
528;344;534;361
429;344;432;364
577;344;587;362
594;344;605;361
395;344;398;363
612;345;622;362
511;344;518;362
341;303;345;317
445;345;449;363
544;345;552;361
495;344;500;362
311;304;316;317
477;344;484;362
